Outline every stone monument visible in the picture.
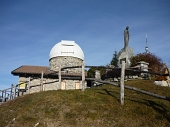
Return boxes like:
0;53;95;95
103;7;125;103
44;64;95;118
117;26;134;68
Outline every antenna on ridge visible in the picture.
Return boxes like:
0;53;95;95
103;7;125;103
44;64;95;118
145;34;149;53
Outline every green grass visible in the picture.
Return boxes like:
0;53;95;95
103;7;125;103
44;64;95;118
0;80;170;127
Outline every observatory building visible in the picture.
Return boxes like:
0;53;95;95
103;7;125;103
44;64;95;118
49;40;84;73
11;40;86;94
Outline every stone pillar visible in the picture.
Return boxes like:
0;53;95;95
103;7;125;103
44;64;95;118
137;61;149;71
137;61;149;78
95;70;101;80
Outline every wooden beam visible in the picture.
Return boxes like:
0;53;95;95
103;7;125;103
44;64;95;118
86;78;170;101
124;85;170;101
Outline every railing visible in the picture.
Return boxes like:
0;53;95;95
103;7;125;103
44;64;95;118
0;84;19;103
0;78;60;104
0;64;169;105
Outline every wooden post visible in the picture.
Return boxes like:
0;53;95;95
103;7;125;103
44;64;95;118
40;71;44;91
7;93;9;101
16;84;19;97
14;85;16;98
18;83;20;97
10;84;13;100
81;61;85;92
1;91;4;102
28;77;30;94
4;90;6;102
0;90;2;102
58;65;61;90
120;61;125;105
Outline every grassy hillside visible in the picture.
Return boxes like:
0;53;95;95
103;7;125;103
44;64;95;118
0;80;170;127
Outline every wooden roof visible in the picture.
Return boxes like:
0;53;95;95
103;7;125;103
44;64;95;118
11;65;83;77
11;65;50;75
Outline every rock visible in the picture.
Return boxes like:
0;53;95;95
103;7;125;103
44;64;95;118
114;78;118;82
154;81;168;87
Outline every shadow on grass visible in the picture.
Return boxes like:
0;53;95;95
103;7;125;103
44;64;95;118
127;95;170;122
97;89;120;102
96;87;170;122
145;99;170;122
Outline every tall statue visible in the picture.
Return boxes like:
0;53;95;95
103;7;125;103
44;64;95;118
124;26;129;50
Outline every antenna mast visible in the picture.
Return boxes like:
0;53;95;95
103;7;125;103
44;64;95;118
145;35;149;53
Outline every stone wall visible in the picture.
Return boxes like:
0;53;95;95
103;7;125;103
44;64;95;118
18;76;84;95
17;56;85;95
50;56;83;74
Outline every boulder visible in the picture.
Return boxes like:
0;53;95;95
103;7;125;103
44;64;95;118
154;81;168;87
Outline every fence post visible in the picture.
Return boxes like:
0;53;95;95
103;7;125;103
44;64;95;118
4;90;6;102
13;85;16;98
81;61;85;92
10;84;13;100
40;71;44;91
1;91;4;102
28;77;30;94
18;83;20;97
0;90;2;102
58;65;61;90
17;84;19;97
120;61;125;105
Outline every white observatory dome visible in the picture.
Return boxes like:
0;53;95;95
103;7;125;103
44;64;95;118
49;40;84;60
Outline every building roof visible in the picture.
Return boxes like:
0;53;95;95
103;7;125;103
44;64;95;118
49;40;84;60
11;65;50;75
11;65;83;77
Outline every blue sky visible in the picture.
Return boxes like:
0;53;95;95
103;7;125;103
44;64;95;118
0;0;170;90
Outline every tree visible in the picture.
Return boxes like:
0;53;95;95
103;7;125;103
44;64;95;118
110;51;118;67
87;67;106;78
130;52;165;80
87;67;96;78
